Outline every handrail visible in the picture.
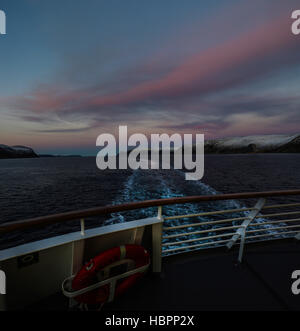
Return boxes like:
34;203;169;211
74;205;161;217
1;189;300;235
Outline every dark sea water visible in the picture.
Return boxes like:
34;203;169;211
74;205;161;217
0;154;299;250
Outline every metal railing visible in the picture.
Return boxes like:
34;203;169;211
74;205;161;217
1;190;300;266
161;198;300;262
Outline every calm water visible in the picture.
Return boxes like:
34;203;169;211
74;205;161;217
0;154;299;249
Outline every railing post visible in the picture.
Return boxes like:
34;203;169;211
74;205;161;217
152;206;163;273
238;225;247;263
80;219;85;236
227;198;266;263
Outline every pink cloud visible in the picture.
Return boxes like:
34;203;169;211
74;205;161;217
2;11;298;130
86;14;295;109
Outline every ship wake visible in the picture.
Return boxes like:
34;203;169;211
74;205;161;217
106;169;288;254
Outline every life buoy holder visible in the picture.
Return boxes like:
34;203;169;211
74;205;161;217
71;244;150;305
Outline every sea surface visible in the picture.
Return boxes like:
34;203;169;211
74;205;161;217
0;154;299;250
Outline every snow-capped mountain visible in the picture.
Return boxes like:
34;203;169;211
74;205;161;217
204;134;300;153
0;145;38;159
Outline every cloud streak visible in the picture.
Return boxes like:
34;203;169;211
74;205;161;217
2;2;300;147
8;15;298;112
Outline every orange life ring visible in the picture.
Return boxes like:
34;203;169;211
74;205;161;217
72;244;149;305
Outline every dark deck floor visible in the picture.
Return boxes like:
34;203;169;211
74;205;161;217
29;239;300;311
104;239;300;311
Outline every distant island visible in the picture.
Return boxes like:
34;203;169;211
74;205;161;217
0;145;38;159
1;134;299;160
124;133;300;155
133;133;300;155
0;145;82;159
203;133;300;154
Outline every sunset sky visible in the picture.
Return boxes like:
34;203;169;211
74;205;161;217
0;0;300;155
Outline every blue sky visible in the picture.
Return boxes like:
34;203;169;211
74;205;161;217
0;0;300;155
